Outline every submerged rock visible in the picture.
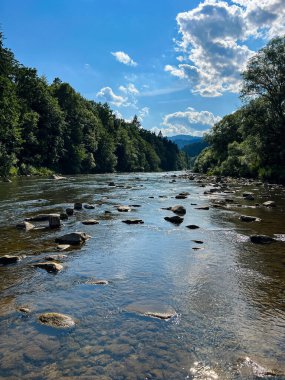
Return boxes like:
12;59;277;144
237;357;285;378
250;235;276;244
44;254;67;261
240;215;261;222
0;255;21;265
126;301;176;320
86;279;109;285
122;219;144;224
195;206;209;210
16;221;35;231
33;262;63;273
55;232;91;245
38;312;75;328
82;219;99;225
164;215;184;225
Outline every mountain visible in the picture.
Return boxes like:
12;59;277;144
168;135;203;149
182;140;208;157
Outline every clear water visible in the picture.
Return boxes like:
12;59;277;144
0;173;284;379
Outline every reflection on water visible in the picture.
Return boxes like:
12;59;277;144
0;173;284;379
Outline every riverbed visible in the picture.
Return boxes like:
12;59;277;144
0;172;284;379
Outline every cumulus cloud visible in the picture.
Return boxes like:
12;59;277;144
152;107;221;136
96;87;128;107
119;83;139;95
111;51;137;66
138;107;150;122
165;0;285;97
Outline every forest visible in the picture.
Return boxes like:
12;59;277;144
194;37;285;183
0;32;188;178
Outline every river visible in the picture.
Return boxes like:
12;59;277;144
0;172;284;379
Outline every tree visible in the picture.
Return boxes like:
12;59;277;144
241;36;285;123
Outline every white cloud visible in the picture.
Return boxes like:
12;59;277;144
151;107;221;136
165;0;285;97
96;87;128;107
138;107;150;122
111;51;138;67
119;83;139;95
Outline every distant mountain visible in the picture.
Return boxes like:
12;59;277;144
182;140;208;157
168;135;203;149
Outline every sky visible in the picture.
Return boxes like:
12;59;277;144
1;0;284;136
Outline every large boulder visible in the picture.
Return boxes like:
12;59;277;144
170;205;186;215
38;312;75;328
250;235;275;244
164;216;184;225
55;232;91;245
49;214;61;229
25;213;60;222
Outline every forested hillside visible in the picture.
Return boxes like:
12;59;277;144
194;37;285;183
0;33;187;178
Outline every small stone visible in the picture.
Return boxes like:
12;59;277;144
56;244;70;251
192;240;203;244
52;174;66;180
192;247;204;250
82;219;99;225
38;312;75;328
108;182;116;186
44;254;67;261
195;206;209;210
122;219;144;224
126;301;176;320
33;262;63;273
17;306;31;313
16;221;35;231
164;216;184;225
175;195;187;199
84;204;95;209
74;202;83;210
0;255;21;265
66;208;74;216
117;206;132;212
263;200;276;207
240;215;261;222
170;205;186;215
186;225;200;229
250;235;276;244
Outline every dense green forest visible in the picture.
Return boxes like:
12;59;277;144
0;33;188;178
194;37;285;183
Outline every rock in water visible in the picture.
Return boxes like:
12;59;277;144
38;312;75;328
122;219;144;224
195;206;209;210
175;194;187;199
126;301;176;320
117;206;132;212
84;204;95;209
250;235;275;244
44;255;67;261
171;205;186;215
186;225;200;229
86;279;109;285
0;255;21;265
82;219;99;225
263;200;276;207
74;202;83;210
66;208;74;216
25;213;60;222
55;232;91;245
240;215;261;222
16;221;35;231
164;216;184;225
49;214;61;229
33;262;63;273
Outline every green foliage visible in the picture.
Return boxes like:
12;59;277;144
194;36;285;183
0;33;187;178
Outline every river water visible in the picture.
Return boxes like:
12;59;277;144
0;172;284;379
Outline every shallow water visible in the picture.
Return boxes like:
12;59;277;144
0;173;284;379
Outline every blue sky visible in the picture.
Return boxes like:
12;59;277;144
1;0;284;136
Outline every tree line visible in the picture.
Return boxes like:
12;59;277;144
0;32;188;178
194;37;285;183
